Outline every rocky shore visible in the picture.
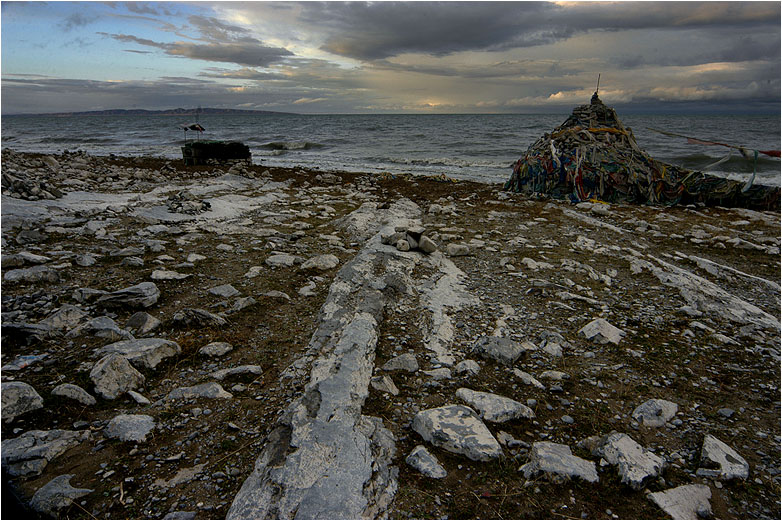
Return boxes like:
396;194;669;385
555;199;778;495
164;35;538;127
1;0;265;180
1;149;780;519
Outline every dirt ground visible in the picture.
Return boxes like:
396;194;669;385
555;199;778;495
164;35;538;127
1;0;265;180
1;151;780;519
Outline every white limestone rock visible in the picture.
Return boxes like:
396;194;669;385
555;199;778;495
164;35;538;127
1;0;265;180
151;269;190;281
125;311;161;335
632;399;678;428
209;284;239;298
513;369;545;389
166;382;233;401
370;375;399;396
648;484;712;519
455;388;535;423
594;432;664;490
300;254;340;271
30;474;93;517
96;338;181;370
579;318;626;345
105;414;156;442
453;359;480;376
519;441;598;483
697;434;749;480
211;365;263;381
472;336;527;366
382;352;419;373
199;341;234;357
412;405;502;462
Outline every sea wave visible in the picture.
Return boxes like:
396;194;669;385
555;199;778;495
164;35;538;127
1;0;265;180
260;141;324;151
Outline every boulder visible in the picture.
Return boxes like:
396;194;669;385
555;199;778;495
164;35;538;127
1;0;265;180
265;254;301;268
418;236;438;254
632;399;678;428
370;375;399;396
406;445;447;478
472;336;527;366
4;265;60;284
96;338;181;370
453;359;480;376
104;414;156;442
66;316;134;341
594;432;664;490
51;383;96;406
446;244;470;257
455;388;535;423
1;381;44;421
96;282;160;309
519;441;598;483
412;405;502;462
30;474;93;517
90;353;145;400
648;484;712;519
697;434;749;480
208;284;240;298
1;429;90;477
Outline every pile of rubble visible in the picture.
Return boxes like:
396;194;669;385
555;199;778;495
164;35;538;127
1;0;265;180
504;93;780;210
166;190;211;215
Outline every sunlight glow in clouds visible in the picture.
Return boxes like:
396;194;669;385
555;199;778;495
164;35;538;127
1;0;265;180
1;1;779;114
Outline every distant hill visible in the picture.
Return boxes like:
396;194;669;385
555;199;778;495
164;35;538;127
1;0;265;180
6;107;294;117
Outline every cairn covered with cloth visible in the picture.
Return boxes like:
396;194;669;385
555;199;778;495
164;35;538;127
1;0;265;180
504;93;779;210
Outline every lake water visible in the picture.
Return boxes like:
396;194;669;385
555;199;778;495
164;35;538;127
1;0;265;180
2;112;779;186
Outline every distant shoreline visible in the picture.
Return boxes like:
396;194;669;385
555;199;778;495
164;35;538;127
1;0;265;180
2;108;295;117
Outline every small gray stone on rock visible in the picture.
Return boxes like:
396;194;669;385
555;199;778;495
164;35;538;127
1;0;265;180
412;404;502;461
406;445;447;478
30;474;93;517
51;383;96;406
1;381;44;421
418;236;438;254
105;414;156;442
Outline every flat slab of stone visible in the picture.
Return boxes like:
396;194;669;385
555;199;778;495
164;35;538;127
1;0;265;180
265;253;301;268
90;353;145;400
412;404;502;461
172;308;228;327
4;265;60;284
406;445;447;478
697;434;749;480
579;318;626;344
648;484;712;519
472;336;527;366
632;398;678;428
96;282;160;309
31;474;93;517
301;254;340;271
166;382;233;400
51;383;96;406
1;429;90;477
66;316;133;341
151;269;190;281
105;414;156;442
199;341;233;357
96;338;181;369
211;365;263;381
1;381;44;421
382;352;419;372
209;284;239;298
513;369;545;389
38;304;89;331
370;375;399;395
455;388;535;423
595;432;664;490
520;441;598;483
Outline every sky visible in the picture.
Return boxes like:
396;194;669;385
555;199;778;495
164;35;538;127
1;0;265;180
1;1;780;114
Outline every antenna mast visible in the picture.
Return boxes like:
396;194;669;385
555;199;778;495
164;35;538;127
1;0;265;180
595;73;601;95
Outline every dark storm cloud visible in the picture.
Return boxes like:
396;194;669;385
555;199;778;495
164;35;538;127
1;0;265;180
301;1;780;61
100;33;294;67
